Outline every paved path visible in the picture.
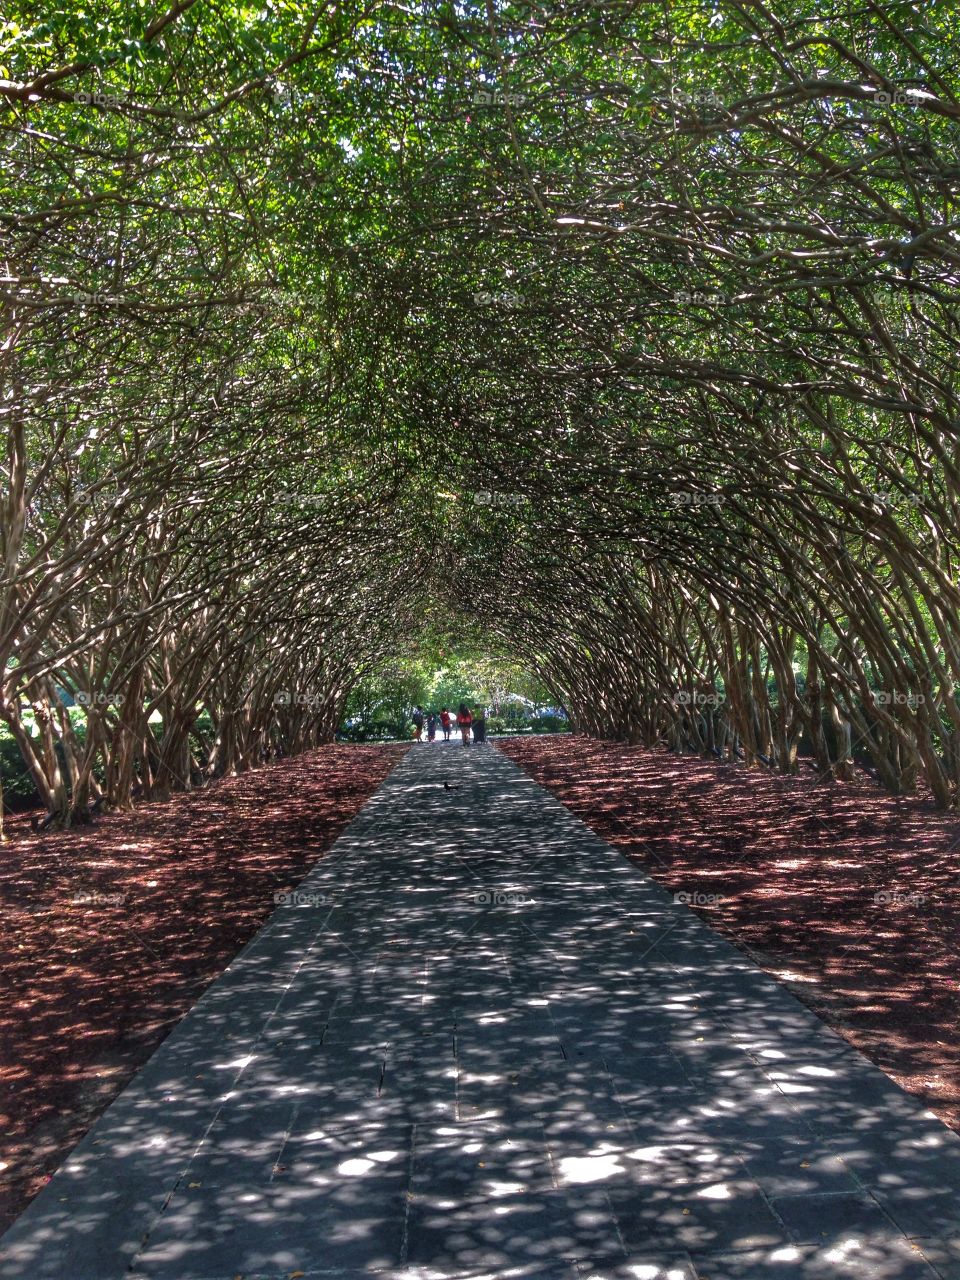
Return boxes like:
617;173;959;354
3;743;960;1280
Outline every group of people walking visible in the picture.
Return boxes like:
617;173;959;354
411;703;487;745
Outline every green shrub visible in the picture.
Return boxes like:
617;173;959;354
0;734;40;810
530;713;569;733
337;718;405;743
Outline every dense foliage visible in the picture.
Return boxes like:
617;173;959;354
3;0;960;821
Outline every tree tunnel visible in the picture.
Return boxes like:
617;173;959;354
3;0;960;823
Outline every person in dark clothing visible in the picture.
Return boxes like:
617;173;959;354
472;706;487;743
427;711;438;741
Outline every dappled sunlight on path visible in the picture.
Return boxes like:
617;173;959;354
499;736;960;1136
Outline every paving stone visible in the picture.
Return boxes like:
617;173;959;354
557;1136;749;1193
380;1267;580;1280
405;1186;621;1271
913;1236;960;1280
410;1122;554;1200
770;1189;901;1244
822;1127;960;1196
575;1262;697;1280
735;1137;861;1198
868;1186;960;1240
605;1176;790;1255
133;1180;407;1276
703;1239;940;1279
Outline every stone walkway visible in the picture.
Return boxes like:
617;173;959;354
2;742;960;1279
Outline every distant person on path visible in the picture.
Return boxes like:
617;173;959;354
427;711;438;741
412;706;424;741
440;707;452;740
457;702;473;746
473;706;487;744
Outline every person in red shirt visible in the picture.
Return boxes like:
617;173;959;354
457;703;473;746
440;708;452;741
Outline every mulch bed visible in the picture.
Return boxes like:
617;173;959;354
498;735;960;1132
0;743;407;1232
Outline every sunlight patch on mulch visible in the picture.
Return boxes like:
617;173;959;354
498;735;960;1133
0;743;407;1231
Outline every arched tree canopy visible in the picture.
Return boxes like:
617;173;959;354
4;0;960;819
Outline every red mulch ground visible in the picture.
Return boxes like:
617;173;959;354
0;743;407;1232
498;735;960;1132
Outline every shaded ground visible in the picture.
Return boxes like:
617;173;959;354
498;735;960;1134
0;743;407;1232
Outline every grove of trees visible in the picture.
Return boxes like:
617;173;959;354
4;0;960;822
